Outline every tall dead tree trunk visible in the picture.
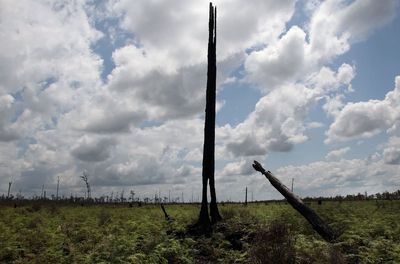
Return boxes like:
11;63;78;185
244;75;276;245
197;2;221;228
208;3;221;224
245;187;248;206
252;160;336;242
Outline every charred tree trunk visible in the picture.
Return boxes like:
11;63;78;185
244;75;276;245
161;204;171;221
252;160;336;242
198;174;210;228
208;3;221;225
197;2;214;228
245;187;248;206
197;2;221;228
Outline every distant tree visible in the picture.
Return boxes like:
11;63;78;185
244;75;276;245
120;189;125;203
80;170;91;200
7;181;12;199
130;190;135;202
16;190;23;200
56;176;60;200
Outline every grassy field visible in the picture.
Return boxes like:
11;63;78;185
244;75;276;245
1;200;399;263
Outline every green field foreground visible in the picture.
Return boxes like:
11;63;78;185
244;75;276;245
1;200;399;263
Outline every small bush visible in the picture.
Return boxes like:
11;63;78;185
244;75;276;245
329;246;346;264
249;221;295;264
27;203;42;212
154;239;191;264
49;204;59;215
98;209;112;226
26;216;42;229
220;207;236;220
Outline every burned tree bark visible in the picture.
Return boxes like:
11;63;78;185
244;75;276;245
245;186;248;206
252;160;336;242
208;4;221;224
197;2;221;228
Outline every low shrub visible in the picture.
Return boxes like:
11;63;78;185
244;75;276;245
249;220;295;264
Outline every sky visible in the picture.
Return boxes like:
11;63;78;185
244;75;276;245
0;0;400;201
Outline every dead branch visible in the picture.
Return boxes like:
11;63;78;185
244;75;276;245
161;204;171;221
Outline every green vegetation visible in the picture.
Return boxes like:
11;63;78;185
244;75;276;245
1;200;399;263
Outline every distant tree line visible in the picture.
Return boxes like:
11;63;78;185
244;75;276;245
302;190;400;201
0;188;195;205
1;189;399;204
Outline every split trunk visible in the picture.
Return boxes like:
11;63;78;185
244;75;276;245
197;2;221;228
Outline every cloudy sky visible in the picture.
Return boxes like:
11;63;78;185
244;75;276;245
1;0;400;201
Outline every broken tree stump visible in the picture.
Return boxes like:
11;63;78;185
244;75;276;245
252;160;336;242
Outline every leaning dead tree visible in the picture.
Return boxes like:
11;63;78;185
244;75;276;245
252;160;336;242
80;170;91;199
161;204;171;221
197;2;222;229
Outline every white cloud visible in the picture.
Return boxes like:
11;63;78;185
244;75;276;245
326;76;400;143
308;0;398;63
104;44;245;122
0;0;103;142
111;0;295;67
183;148;203;162
325;147;350;161
309;63;355;94
306;122;324;129
71;136;116;162
220;158;255;177
0;95;19;141
335;0;398;42
323;94;345;118
0;141;19;184
245;26;307;91
244;0;396;92
276;150;400;197
223;84;312;156
382;137;400;165
101;0;297;125
0;0;102;93
223;63;355;157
